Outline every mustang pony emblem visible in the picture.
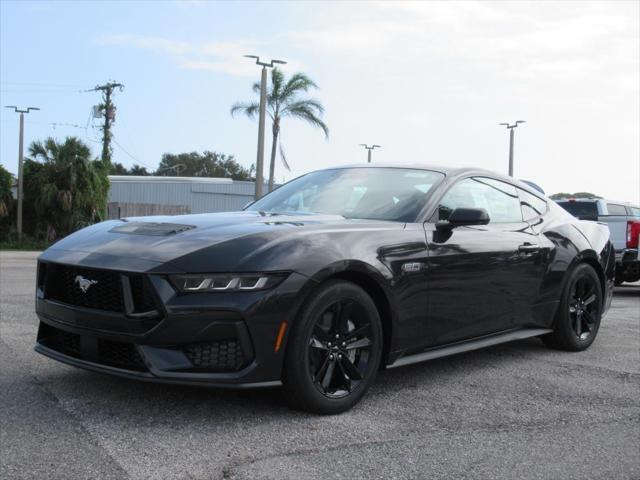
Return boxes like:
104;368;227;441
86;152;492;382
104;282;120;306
74;275;98;293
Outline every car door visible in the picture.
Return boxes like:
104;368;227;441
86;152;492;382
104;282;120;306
423;176;543;347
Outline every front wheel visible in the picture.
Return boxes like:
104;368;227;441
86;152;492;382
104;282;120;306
542;263;603;351
282;280;383;414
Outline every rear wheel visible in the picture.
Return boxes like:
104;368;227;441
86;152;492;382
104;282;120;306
282;280;383;414
542;263;602;351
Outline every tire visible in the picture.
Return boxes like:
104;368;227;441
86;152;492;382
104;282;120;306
282;280;383;414
542;263;603;351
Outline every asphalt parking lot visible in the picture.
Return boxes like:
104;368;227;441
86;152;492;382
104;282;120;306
1;251;638;480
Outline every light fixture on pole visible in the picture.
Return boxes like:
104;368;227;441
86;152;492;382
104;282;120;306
5;105;40;240
360;144;381;163
499;120;525;177
244;55;287;199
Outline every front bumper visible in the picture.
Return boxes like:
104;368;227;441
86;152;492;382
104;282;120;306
35;266;313;388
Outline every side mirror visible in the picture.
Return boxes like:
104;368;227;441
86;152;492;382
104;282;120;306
436;208;490;230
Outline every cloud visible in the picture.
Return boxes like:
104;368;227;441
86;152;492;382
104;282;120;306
288;1;638;91
95;33;263;77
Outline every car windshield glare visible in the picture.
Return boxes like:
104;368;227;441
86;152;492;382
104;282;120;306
247;168;445;222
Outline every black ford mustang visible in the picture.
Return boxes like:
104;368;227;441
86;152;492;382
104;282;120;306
35;165;615;413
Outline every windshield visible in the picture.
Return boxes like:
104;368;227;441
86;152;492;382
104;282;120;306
247;167;445;222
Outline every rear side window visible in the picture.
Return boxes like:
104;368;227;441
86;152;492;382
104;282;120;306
556;201;598;221
518;188;547;221
630;207;640;217
606;203;627;216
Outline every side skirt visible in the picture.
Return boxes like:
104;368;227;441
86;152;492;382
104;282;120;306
387;328;552;369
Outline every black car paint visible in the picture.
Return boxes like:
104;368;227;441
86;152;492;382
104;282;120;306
35;166;615;387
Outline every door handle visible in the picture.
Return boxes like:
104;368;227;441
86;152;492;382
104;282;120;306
518;243;539;253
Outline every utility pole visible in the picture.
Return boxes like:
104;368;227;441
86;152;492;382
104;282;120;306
4;106;40;240
89;81;124;165
360;144;381;163
244;55;286;199
499;121;525;177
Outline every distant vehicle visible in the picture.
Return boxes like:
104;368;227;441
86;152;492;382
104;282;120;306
555;198;640;284
35;165;615;413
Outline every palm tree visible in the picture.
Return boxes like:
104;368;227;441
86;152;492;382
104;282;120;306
231;68;329;192
26;137;109;241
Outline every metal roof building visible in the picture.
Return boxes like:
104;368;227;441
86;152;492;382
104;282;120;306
108;176;261;218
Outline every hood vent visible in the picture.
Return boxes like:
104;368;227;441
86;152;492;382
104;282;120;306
110;221;196;236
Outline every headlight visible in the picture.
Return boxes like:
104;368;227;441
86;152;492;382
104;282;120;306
169;273;288;293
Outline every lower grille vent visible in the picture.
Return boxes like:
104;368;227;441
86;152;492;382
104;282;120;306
184;340;247;371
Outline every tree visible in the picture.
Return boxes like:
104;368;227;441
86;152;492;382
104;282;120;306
129;164;150;176
231;68;329;192
109;162;129;175
0;164;13;218
0;164;14;238
109;162;151;176
156;151;251;180
24;137;109;242
549;192;601;200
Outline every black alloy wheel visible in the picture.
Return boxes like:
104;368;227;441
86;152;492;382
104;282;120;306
308;299;374;399
283;280;383;414
568;275;600;341
542;263;603;351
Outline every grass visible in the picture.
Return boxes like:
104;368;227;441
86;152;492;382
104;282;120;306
0;235;48;251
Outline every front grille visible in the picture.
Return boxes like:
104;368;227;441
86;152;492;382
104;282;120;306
42;263;158;315
46;264;124;312
38;323;148;372
98;339;147;371
184;340;247;371
39;323;82;358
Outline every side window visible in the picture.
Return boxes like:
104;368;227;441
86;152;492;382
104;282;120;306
606;203;627;216
438;177;522;223
518;188;548;221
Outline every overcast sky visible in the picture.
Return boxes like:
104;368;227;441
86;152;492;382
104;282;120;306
1;0;638;201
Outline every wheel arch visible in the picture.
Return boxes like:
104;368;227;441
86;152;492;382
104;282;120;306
287;261;396;368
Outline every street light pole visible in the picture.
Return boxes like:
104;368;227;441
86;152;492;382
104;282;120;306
244;55;287;200
499;120;525;177
360;144;381;163
5;106;40;240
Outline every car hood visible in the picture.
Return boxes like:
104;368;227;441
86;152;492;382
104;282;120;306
40;211;403;272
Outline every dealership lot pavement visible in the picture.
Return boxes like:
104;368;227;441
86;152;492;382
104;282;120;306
1;250;638;480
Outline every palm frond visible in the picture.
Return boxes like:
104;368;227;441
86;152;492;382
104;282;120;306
284;104;329;138
230;101;260;119
279;140;291;171
282;72;318;99
282;98;325;116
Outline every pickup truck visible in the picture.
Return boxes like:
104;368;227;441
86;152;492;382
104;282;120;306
555;198;640;285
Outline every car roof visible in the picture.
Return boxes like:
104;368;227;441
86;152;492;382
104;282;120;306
555;198;637;207
317;163;545;197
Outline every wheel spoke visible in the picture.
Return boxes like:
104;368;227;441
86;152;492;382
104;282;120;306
574;312;582;336
345;323;371;341
310;337;328;351
335;360;352;392
345;337;372;350
338;301;353;335
330;303;342;334
339;355;364;381
583;294;597;306
313;325;331;342
314;353;330;380
583;311;596;330
321;358;336;389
